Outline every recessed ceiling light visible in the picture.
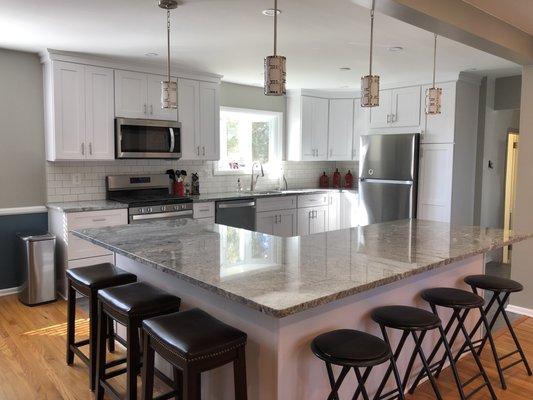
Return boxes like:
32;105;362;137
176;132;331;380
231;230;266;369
339;67;351;71
340;85;350;89
466;68;478;71
387;46;404;52
145;52;158;57
262;8;281;17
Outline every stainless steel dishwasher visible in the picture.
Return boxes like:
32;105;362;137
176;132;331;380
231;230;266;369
215;198;256;230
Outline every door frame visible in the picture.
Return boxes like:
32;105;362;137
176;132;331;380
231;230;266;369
503;130;519;263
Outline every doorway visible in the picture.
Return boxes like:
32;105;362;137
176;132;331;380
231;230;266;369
503;131;519;263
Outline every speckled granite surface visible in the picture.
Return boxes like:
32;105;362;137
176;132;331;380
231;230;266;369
47;200;128;213
72;219;532;318
190;188;357;202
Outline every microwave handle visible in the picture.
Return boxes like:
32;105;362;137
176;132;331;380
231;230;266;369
169;128;175;152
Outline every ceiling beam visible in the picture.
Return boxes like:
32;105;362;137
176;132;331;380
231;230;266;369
352;0;533;65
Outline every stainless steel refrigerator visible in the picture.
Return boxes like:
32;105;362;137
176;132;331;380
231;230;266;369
358;133;419;225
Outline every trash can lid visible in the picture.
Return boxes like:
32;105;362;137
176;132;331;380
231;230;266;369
17;232;56;242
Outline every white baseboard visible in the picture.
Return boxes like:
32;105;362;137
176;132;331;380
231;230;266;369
506;304;533;318
0;286;21;297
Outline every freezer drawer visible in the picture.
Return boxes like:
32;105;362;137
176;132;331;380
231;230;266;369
358;180;415;225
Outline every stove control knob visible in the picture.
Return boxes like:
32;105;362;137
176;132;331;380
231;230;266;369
146;207;153;213
174;205;180;211
138;208;145;214
161;206;166;212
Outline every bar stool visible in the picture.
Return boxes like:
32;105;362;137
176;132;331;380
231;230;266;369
141;308;248;400
415;287;498;400
94;282;181;400
311;329;405;400
371;305;465;400
460;274;532;388
66;263;137;390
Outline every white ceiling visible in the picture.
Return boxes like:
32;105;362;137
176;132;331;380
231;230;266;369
0;0;520;89
462;0;533;35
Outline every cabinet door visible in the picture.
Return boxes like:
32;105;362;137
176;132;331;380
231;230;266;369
417;143;453;222
420;82;456;144
114;70;147;118
178;78;200;159
297;207;312;236
313;97;330;160
53;61;86;160
85;66;114;160
275;209;297;237
352;99;368;160
310;206;328;234
328;99;354;160
340;192;359;229
391;86;421;127
301;96;316;160
256;211;276;235
146;74;178;121
199;81;220;160
328;192;341;231
369;89;392;129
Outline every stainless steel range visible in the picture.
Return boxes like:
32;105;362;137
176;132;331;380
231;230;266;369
106;174;193;223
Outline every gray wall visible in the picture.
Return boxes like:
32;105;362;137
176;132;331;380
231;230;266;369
0;48;46;208
494;75;521;110
220;82;285;112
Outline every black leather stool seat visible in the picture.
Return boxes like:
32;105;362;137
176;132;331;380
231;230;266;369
421;287;484;309
311;329;392;367
372;305;441;331
464;274;523;293
66;263;136;290
143;308;247;362
98;282;180;318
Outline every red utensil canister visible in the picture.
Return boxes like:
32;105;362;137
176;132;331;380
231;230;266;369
332;168;341;188
319;171;329;188
173;180;185;197
344;170;353;189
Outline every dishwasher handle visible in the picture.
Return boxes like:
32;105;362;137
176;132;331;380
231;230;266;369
217;201;256;209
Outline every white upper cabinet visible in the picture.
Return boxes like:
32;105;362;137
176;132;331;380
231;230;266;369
420;81;456;144
44;61;114;161
328;99;354;160
301;96;329;160
178;78;220;161
115;70;177;121
85;66;114;160
370;86;421;131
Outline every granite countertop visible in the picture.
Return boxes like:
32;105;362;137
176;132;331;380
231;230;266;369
46;200;128;213
191;188;358;202
72;218;532;318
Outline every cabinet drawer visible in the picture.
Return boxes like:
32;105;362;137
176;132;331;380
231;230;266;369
67;209;128;230
68;233;112;260
68;254;115;269
298;193;329;208
256;196;296;212
193;202;215;219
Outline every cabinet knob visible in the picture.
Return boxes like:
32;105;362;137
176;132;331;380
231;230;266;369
150;104;154;115
143;104;147;115
89;142;93;155
81;142;85;156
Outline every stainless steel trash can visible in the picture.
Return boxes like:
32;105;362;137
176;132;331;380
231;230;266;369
18;233;57;306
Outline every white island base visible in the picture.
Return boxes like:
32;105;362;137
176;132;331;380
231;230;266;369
115;253;483;400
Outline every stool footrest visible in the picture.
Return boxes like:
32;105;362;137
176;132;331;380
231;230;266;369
105;357;127;369
100;379;121;400
73;339;90;348
70;345;89;365
104;367;128;380
153;390;180;400
500;349;519;361
465;383;487;399
377;387;401;400
503;359;523;371
461;372;482;388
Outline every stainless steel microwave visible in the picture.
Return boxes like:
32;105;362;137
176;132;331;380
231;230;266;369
115;118;181;159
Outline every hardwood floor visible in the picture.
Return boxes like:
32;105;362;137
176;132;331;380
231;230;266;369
0;294;532;399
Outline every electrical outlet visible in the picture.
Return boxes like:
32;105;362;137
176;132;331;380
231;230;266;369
72;173;82;186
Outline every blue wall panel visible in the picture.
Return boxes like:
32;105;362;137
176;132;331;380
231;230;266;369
0;212;48;290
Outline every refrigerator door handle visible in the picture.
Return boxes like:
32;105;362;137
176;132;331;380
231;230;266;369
361;179;413;185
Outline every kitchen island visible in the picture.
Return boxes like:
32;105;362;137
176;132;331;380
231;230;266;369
73;219;532;399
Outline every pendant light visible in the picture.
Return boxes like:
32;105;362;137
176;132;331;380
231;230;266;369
426;33;442;115
361;0;379;107
264;0;286;96
159;0;178;109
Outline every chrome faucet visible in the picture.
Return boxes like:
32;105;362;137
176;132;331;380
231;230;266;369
250;162;264;191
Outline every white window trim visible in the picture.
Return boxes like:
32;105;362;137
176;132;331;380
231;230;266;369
214;106;283;176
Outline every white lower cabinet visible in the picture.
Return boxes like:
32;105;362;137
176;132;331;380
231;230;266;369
340;192;359;229
298;206;328;235
417;143;453;222
328;192;341;231
256;209;297;237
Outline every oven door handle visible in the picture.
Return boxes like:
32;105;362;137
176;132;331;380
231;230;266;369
217;201;256;209
131;210;192;221
169;128;175;152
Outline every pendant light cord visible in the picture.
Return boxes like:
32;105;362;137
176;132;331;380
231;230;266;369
167;9;171;82
369;0;375;76
432;33;437;88
273;0;278;55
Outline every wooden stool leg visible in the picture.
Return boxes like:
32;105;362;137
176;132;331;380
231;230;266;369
88;292;99;390
95;302;108;400
66;281;76;365
127;322;141;400
173;367;182;400
107;317;115;353
234;346;247;400
182;366;201;400
141;332;155;400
